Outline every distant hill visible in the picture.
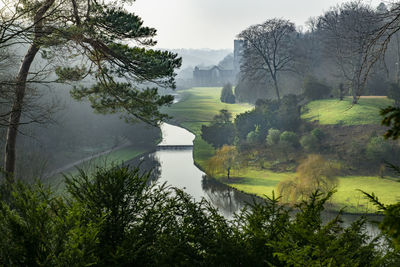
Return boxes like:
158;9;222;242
168;48;231;70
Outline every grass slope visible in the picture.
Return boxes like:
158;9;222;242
167;88;400;213
301;97;393;125
50;147;151;193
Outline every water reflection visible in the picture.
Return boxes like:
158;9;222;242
128;147;251;217
202;175;256;217
124;153;161;184
127;123;380;233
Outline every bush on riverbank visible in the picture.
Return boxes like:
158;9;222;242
0;166;397;265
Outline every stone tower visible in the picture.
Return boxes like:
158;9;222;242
233;39;244;75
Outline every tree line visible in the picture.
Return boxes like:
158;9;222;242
235;2;399;105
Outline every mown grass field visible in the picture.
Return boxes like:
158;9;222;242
167;87;253;132
225;170;400;213
301;97;393;125
167;88;400;213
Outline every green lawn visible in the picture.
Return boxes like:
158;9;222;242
166;89;400;213
166;87;253;134
301;97;393;125
226;170;400;213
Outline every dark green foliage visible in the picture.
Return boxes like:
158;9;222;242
272;191;383;266
381;106;400;139
12;0;183;125
234;96;301;143
303;76;332;100
311;128;325;141
201;110;235;148
246;125;261;144
201;123;235;149
220;83;235;103
280;131;299;148
276;94;302;131
0;172;390;266
266;128;280;146
300;134;319;152
0;180;99;266
234;109;270;141
362;191;400;256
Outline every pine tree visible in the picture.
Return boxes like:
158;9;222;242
1;0;181;177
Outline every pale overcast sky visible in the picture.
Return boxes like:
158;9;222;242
129;0;383;50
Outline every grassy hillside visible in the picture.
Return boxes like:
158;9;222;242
301;97;393;125
166;88;400;213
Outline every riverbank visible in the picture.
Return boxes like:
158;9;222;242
165;87;400;214
47;145;156;193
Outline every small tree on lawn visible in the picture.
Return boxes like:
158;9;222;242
207;145;238;179
220;83;235;103
278;154;340;203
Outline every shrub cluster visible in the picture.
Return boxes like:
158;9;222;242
0;166;397;266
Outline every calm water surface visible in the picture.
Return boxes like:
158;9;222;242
127;123;381;235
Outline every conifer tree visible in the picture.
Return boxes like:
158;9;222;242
1;0;181;176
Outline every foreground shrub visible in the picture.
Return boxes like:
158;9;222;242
0;166;396;266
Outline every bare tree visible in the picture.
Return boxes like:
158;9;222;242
317;1;379;104
238;19;296;104
360;3;400;139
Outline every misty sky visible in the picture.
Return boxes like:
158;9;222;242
129;0;383;50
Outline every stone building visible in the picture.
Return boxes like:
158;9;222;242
193;39;244;86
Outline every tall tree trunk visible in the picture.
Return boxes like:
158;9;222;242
273;76;281;104
339;83;344;101
3;0;54;178
352;79;358;104
352;91;358;104
4;45;40;177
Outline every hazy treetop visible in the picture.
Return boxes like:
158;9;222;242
130;0;382;49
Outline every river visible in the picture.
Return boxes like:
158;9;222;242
125;123;382;236
126;123;255;217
